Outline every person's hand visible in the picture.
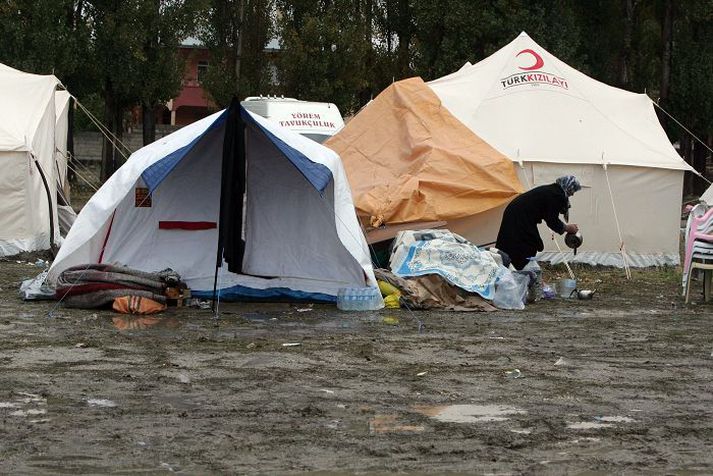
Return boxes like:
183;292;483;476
564;223;579;234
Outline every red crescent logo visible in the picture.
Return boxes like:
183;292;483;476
517;49;544;70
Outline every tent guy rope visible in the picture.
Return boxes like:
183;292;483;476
653;101;713;185
73;97;132;163
602;159;632;279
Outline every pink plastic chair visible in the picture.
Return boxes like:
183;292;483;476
683;205;713;303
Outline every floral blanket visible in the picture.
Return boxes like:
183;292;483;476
389;229;499;300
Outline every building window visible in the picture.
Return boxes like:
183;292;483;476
197;60;209;83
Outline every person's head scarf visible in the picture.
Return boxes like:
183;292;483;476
556;175;581;197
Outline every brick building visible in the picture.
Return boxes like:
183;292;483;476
165;38;215;125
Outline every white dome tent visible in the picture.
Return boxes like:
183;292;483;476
47;103;381;304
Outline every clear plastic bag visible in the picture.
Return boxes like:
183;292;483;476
521;259;543;302
492;267;530;310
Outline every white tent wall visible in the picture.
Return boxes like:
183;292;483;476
243;123;366;286
101;124;223;282
0;151;31;253
534;163;683;267
449;162;684;266
0;95;58;255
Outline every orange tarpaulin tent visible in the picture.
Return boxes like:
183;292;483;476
325;77;522;236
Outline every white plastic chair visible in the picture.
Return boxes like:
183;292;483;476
683;203;713;303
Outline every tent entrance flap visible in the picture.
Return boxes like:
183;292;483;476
216;98;247;275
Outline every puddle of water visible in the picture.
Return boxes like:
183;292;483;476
413;404;526;423
567;422;613;430
160;462;179;472
369;415;425;434
17;393;46;404
161;394;206;411
382;316;400;326
112;316;181;331
594;415;636;423
326;419;341;429
2;392;48;417
243;312;281;323
87;398;117;408
10;408;47;417
572;437;601;443
314;318;360;330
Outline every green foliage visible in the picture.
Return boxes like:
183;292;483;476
85;0;198;109
197;0;275;107
0;0;94;95
1;0;712;168
669;0;713;134
274;0;378;114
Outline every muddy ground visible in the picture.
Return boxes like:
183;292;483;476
1;258;712;475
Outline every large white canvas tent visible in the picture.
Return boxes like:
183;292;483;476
428;32;695;267
0;63;65;256
47;105;380;303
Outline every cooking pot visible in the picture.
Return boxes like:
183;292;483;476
575;289;596;300
564;231;583;255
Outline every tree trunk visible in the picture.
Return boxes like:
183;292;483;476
101;85;118;182
658;0;673;127
619;0;634;87
681;135;694;197
142;102;156;146
692;139;709;196
396;0;410;77
235;0;246;97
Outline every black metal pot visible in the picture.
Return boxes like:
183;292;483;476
564;231;583;255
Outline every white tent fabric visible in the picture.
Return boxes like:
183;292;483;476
0;63;63;256
428;32;694;267
48;108;381;303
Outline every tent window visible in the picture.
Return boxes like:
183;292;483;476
135;187;152;207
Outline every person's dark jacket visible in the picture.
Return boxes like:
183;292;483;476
495;183;569;270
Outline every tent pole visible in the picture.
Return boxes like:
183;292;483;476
602;161;632;279
33;157;56;255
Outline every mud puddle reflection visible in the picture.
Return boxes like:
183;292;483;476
112;316;181;331
567;415;636;430
369;414;426;434
413;404;526;423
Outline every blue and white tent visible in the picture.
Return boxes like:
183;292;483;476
47;106;380;303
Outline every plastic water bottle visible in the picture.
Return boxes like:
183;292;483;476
338;287;381;311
